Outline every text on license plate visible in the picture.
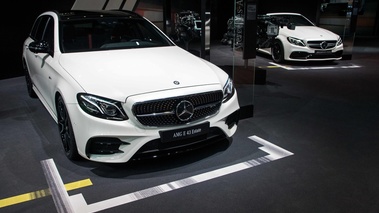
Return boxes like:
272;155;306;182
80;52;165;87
159;122;210;143
315;50;332;54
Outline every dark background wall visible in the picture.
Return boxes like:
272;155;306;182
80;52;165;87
1;0;74;80
167;0;320;40
2;0;377;80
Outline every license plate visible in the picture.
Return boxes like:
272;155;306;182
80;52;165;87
159;122;210;143
315;50;332;54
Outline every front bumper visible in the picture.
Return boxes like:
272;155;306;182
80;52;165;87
289;50;343;60
66;87;240;163
284;43;344;61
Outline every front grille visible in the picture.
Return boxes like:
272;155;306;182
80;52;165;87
307;40;337;49
132;91;223;127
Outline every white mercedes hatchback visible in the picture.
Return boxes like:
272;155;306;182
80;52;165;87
258;12;344;63
22;10;240;163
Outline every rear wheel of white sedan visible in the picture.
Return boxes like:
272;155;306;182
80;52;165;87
271;40;284;63
57;95;80;160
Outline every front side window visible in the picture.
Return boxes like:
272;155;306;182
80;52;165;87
30;16;51;41
44;18;54;51
60;18;174;53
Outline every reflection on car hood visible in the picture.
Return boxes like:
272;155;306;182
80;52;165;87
281;26;339;40
59;46;223;101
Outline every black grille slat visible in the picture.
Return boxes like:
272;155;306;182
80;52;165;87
192;103;220;120
132;91;223;127
134;100;176;114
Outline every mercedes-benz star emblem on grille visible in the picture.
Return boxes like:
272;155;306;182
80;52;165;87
320;41;328;49
176;100;194;121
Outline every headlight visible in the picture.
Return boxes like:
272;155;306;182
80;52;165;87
223;77;235;103
287;37;305;46
336;36;343;46
77;93;128;121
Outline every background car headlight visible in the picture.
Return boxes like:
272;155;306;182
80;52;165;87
223;77;235;103
337;36;343;46
287;37;306;46
77;93;128;121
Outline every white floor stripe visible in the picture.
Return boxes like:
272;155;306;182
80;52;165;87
269;62;361;70
269;62;294;70
69;135;294;213
41;159;74;213
249;135;294;160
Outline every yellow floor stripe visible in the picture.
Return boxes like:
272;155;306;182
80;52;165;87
258;65;279;69
0;178;92;208
64;178;93;191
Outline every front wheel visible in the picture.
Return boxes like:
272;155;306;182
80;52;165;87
57;96;80;160
271;40;285;63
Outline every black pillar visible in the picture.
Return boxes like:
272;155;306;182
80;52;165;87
242;0;257;60
201;0;211;61
163;0;171;35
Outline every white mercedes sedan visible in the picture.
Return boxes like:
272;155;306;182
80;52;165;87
258;12;344;63
22;10;240;163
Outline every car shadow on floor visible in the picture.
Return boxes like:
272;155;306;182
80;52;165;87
257;52;342;66
72;137;234;178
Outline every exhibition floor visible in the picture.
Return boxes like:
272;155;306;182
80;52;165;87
1;37;379;213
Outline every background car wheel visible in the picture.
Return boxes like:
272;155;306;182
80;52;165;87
57;96;80;160
23;62;37;98
271;40;284;63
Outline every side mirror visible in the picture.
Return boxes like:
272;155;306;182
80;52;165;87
29;41;51;54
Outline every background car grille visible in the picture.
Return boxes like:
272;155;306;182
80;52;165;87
132;91;223;127
307;40;337;49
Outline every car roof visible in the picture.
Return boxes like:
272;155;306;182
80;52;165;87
56;10;143;21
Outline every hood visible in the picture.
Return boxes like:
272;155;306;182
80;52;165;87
59;46;224;101
280;26;339;40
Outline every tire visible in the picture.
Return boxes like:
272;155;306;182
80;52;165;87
57;95;80;160
271;40;285;63
23;61;37;98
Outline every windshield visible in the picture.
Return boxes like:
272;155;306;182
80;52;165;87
271;14;314;27
60;17;174;53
